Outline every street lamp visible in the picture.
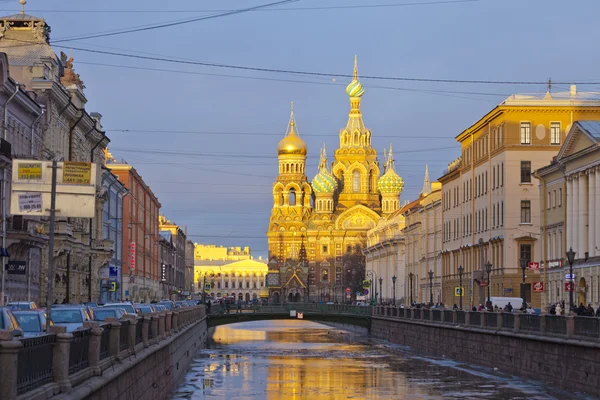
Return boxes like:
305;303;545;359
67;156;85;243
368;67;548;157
566;247;576;312
408;272;414;305
484;261;492;308
457;265;464;310
367;270;377;305
519;258;528;307
428;270;434;305
378;277;383;304
392;275;397;306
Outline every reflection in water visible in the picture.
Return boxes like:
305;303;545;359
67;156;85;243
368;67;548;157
172;320;588;400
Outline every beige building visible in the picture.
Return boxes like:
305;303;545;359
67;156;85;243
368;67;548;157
195;259;268;302
536;121;600;309
440;88;600;308
194;244;251;261
403;175;443;305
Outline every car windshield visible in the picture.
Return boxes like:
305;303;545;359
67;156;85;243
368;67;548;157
104;304;135;314
160;302;173;310
93;309;119;321
10;303;31;310
52;310;83;323
14;313;41;332
138;306;152;313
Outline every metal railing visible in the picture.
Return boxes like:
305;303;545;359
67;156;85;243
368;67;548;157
520;314;541;332
502;313;514;330
574;317;599;338
17;334;55;395
99;323;111;360
69;329;90;375
545;315;566;335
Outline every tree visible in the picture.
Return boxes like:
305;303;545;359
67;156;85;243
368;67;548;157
340;243;366;301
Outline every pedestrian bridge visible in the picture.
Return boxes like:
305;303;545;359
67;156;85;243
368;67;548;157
206;304;372;329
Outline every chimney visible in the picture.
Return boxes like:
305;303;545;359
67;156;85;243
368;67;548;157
570;85;577;97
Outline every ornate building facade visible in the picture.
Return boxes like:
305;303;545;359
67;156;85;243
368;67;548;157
266;59;404;303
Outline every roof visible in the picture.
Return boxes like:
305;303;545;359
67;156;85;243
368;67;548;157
1;13;42;20
159;231;172;241
219;259;268;269
577;120;600;141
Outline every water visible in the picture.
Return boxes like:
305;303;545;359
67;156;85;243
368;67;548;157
172;320;590;400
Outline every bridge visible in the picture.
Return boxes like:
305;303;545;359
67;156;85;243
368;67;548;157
206;304;372;329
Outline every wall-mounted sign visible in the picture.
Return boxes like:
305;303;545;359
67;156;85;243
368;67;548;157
533;281;544;292
5;261;26;275
528;262;540;270
454;287;464;296
17;192;42;213
565;282;574;292
62;161;92;185
17;162;42;180
130;242;136;270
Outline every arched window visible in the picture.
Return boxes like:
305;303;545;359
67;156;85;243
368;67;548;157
289;188;296;206
353;171;360;192
322;269;329;282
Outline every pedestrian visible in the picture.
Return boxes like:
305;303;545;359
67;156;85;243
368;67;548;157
596;305;600;317
556;303;562;316
453;304;458;310
506;302;513;312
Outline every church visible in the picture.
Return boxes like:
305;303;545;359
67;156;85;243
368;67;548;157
266;58;405;303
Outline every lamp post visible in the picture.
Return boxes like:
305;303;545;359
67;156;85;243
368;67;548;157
367;270;376;305
392;275;397;306
378;277;383;304
519;258;528;307
566;247;576;312
408;272;414;305
484;261;492;308
428;270;434;305
457;265;464;310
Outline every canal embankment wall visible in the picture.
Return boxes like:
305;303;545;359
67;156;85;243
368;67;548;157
371;314;600;397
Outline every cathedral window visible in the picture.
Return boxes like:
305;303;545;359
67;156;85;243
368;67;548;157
353;170;360;192
322;245;328;253
289;188;296;206
322;269;329;282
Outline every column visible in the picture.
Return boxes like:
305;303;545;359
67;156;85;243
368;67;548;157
596;167;600;257
578;172;588;257
572;176;579;253
567;177;573;250
589;169;596;258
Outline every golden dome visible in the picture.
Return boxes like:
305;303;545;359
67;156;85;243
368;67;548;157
278;103;307;156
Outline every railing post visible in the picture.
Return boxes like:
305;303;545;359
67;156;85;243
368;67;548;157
122;315;138;354
158;313;166;340
106;319;122;358
50;326;72;393
452;310;457;324
142;316;150;348
430;309;434;322
172;311;179;333
151;313;159;344
465;311;470;327
540;314;547;335
0;330;22;400
496;312;503;330
166;312;173;336
566;315;575;338
83;321;102;375
481;312;487;328
514;313;521;333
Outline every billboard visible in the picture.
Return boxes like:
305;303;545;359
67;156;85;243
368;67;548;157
10;160;97;218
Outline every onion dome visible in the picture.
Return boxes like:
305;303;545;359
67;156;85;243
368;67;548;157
378;145;404;194
277;103;307;156
312;146;337;194
345;55;365;98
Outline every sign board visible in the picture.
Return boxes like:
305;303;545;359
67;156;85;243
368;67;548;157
205;283;211;292
362;280;370;289
565;273;575;281
160;263;166;282
130;242;136;270
363;289;369;295
17;192;42;213
565;282;574;292
109;282;117;292
297;312;304;319
479;281;488;287
533;281;544;292
528;262;540;270
503;288;513;295
109;266;118;277
346;287;351;293
5;261;26;275
98;267;110;280
62;162;92;184
544;260;562;269
454;287;464;296
289;310;297;317
11;160;97;218
17;162;42;180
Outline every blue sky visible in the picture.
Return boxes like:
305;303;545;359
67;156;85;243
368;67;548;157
6;0;600;258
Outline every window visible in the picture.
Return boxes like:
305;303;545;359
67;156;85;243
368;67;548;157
351;170;361;192
547;192;551;209
501;163;504;186
289;188;296;206
322;269;329;282
225;281;229;288
322;245;328;254
492;204;496;227
485;171;488;193
492;167;496;189
501;201;504;225
558;188;562;207
520;200;531;223
519;161;531;183
520;122;531;144
550;122;561;145
520;244;532;264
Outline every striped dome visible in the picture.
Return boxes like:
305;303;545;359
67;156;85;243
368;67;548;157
312;169;337;194
378;169;404;194
346;79;364;98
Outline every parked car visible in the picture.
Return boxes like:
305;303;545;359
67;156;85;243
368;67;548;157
12;310;51;337
92;307;126;321
154;304;167;312
159;300;175;310
49;306;92;332
0;307;22;336
7;301;38;310
134;304;155;314
103;302;136;314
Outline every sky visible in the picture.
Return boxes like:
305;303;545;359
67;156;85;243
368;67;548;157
4;0;600;258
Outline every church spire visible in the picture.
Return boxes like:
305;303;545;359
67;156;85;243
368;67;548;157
422;164;432;195
19;0;26;14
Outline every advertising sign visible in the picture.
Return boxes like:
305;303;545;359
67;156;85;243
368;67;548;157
130;242;136;270
17;162;42;180
454;287;464;297
17;192;42;213
545;260;562;269
565;282;574;292
5;261;26;275
160;263;166;282
533;282;544;292
565;273;575;280
62;162;92;185
528;262;540;270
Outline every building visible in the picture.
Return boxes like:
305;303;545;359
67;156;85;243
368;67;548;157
194;244;251;261
159;216;187;298
266;58;404;303
106;160;161;302
0;52;45;304
99;167;128;303
195;259;268;302
402;172;443;305
158;230;176;299
0;6;112;305
439;87;600;308
536;121;600;309
185;240;195;295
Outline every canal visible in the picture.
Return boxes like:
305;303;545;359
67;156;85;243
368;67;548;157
171;320;589;399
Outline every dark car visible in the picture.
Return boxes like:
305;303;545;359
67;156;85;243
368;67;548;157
92;307;126;321
12;310;51;337
0;306;22;336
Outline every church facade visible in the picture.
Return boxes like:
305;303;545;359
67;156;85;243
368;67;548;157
266;59;404;303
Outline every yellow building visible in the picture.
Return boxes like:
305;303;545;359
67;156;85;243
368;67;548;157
194;244;251;261
439;86;600;308
267;58;404;303
195;259;268;302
